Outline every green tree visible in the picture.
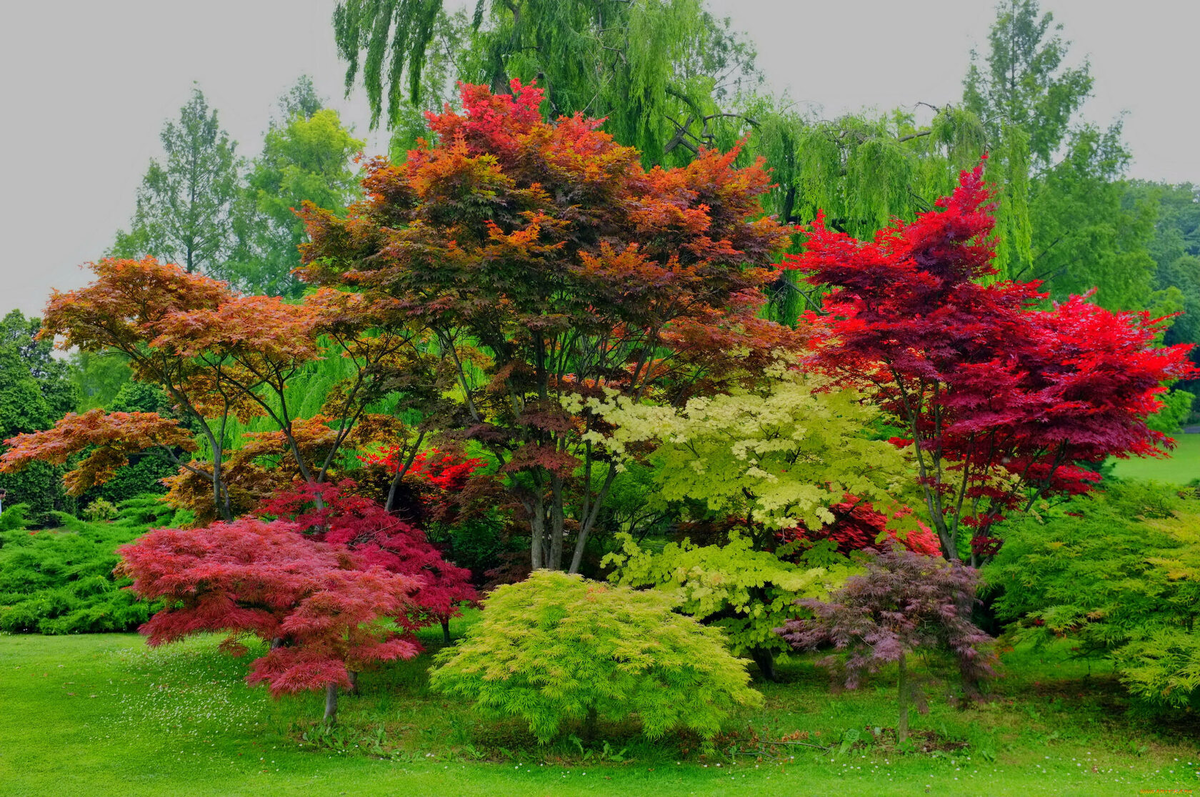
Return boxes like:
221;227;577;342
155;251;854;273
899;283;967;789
112;88;241;278
963;0;1092;168
1028;123;1157;310
231;87;365;297
1128;181;1200;386
69;351;133;411
0;311;78;524
429;570;763;742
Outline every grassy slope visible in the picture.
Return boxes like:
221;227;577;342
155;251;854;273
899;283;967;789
1110;433;1200;484
1;621;1197;796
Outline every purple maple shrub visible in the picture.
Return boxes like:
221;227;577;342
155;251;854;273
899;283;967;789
777;546;995;741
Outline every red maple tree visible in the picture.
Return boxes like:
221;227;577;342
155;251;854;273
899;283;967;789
259;480;477;642
117;518;423;721
788;163;1198;562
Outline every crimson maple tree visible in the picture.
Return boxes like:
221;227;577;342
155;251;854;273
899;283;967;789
789;163;1198;562
259;480;477;642
299;80;797;572
117;517;423;721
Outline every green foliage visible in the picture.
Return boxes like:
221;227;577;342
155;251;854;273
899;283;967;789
963;0;1093;168
69;350;133;411
82;498;118;522
1147;389;1195;434
0;310;78;525
986;485;1200;710
0;495;177;634
603;532;853;659
0;503;32;532
1029;123;1157;310
231;98;364;297
111;88;241;278
575;359;909;536
429;570;763;742
335;0;762;167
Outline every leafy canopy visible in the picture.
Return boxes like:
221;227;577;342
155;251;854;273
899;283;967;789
429;570;762;742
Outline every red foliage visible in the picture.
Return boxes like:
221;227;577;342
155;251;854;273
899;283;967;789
117;518;422;697
259;481;477;627
786;495;941;557
787;163;1199;558
360;447;486;494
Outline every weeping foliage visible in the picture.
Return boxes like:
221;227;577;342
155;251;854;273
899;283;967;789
334;0;760;167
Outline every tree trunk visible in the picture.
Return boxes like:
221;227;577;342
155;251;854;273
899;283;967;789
348;671;359;696
750;646;777;682
441;618;451;645
529;492;545;570
549;474;565;571
324;683;338;724
897;651;908;743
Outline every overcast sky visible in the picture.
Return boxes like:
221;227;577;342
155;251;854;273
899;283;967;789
1;0;1194;317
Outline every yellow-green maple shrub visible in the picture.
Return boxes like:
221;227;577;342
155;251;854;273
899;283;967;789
575;355;913;676
603;532;854;661
567;356;910;534
428;571;762;742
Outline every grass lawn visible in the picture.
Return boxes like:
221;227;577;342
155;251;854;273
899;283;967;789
1110;432;1200;484
2;620;1198;796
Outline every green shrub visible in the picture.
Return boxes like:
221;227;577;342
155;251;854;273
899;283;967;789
0;493;176;634
83;499;118;522
429;571;763;742
603;532;854;679
986;483;1200;710
0;503;32;533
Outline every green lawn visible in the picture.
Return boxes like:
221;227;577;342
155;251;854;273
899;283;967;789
1110;432;1200;484
1;623;1197;796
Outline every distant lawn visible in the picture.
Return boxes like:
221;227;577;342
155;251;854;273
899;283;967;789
2;625;1198;796
1110;432;1200;484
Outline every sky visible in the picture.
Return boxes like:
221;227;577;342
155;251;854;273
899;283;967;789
1;0;1195;317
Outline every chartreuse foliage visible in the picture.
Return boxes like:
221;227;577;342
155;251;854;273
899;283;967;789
0;495;180;634
572;356;909;535
429;571;762;742
603;532;853;661
986;483;1200;710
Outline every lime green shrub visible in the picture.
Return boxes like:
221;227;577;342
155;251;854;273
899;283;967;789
83;498;118;522
429;571;763;742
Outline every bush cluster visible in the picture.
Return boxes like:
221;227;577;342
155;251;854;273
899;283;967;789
0;495;181;634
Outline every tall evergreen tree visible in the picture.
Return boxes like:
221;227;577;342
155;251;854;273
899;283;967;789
113;88;241;278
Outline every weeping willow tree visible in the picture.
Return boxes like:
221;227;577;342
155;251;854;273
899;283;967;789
333;0;760;166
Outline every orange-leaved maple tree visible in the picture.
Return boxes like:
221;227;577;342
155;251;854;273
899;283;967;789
299;80;797;572
788;163;1199;563
118;517;422;722
4;257;436;521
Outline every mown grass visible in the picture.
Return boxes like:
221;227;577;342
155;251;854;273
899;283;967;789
2;616;1198;796
1110;432;1200;484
